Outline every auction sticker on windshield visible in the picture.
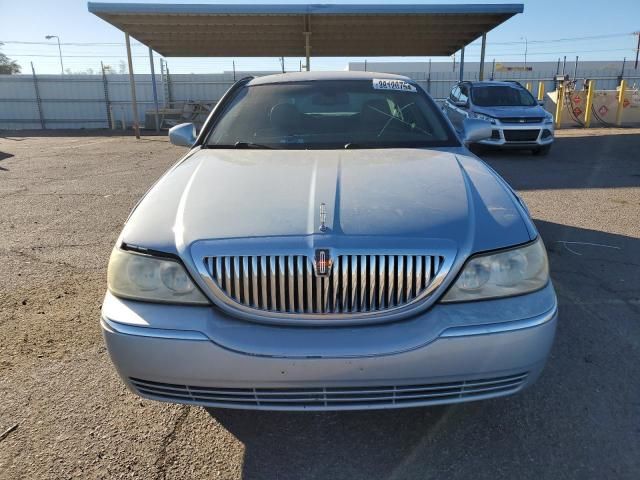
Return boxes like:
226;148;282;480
372;79;417;93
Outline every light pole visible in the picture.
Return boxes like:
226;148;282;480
45;35;64;74
521;36;528;69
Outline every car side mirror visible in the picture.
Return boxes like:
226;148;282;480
169;123;197;147
462;118;492;145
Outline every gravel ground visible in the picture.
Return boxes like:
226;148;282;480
1;128;639;479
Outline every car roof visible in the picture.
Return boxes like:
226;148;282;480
248;71;413;86
464;80;525;88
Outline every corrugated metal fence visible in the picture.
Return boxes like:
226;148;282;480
0;72;237;130
1;69;638;130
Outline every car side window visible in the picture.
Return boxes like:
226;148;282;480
450;86;460;103
458;85;469;106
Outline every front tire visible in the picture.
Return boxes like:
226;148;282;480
532;145;551;156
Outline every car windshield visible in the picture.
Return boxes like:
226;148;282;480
471;85;537;107
205;80;458;149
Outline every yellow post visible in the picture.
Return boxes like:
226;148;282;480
554;84;563;129
525;82;532;92
616;79;626;126
537;81;545;101
584;80;596;128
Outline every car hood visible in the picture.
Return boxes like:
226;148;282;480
473;105;547;119
121;148;534;256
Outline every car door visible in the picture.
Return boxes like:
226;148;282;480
444;86;461;128
453;84;470;131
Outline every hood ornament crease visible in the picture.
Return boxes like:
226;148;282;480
319;202;328;233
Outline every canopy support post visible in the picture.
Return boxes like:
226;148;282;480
459;46;465;81
148;47;160;133
304;14;311;71
125;33;140;139
479;34;487;81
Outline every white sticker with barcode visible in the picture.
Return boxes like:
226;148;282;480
372;78;417;93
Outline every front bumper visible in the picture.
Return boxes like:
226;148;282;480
101;284;558;411
477;122;554;148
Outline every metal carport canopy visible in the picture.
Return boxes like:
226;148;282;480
87;3;524;58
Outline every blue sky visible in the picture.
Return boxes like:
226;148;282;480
1;0;638;74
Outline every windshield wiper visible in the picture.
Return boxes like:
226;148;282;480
203;142;274;149
344;142;368;149
233;141;274;149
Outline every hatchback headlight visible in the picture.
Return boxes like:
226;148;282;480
441;238;549;302
107;248;209;305
469;112;497;124
544;112;554;124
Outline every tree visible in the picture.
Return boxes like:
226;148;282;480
63;67;96;75
0;43;21;74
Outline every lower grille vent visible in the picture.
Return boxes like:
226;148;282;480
503;129;540;142
130;373;529;410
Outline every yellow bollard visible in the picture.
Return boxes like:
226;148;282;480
525;82;532;92
554;84;563;129
616;79;626;126
538;81;545;101
584;80;596;128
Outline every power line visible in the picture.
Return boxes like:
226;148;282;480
482;48;633;56
6;47;634;59
0;40;147;47
1;31;635;48
470;32;633;46
8;53;154;58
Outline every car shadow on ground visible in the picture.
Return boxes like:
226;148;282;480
478;131;640;190
206;219;640;480
0;151;13;170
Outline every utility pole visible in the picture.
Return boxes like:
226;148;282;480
634;32;640;70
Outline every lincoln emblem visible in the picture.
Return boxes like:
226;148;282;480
314;249;332;277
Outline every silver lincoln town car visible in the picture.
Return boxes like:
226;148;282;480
102;71;558;411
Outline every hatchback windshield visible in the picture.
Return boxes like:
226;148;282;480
471;85;537;107
205;80;458;149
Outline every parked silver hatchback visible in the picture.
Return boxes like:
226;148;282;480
102;71;557;411
443;81;554;155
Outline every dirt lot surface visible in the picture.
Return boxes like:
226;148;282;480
1;128;639;479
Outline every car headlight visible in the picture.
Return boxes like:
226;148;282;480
544;112;554;124
441;238;549;303
469;112;497;124
107;248;210;305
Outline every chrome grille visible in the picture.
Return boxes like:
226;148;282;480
130;372;528;410
499;117;543;124
204;254;444;315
